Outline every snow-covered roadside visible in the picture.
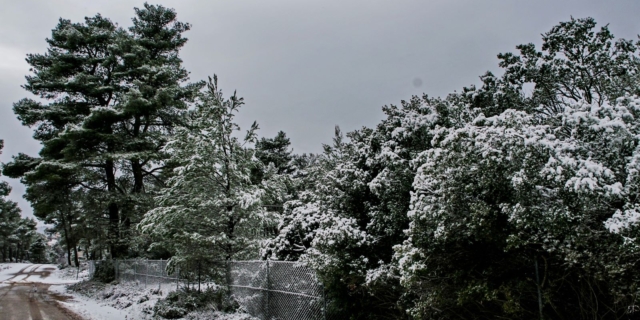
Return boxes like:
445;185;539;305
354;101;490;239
0;263;81;287
0;263;33;281
64;280;258;320
65;281;166;319
0;263;130;319
0;262;256;319
50;284;131;320
0;263;33;291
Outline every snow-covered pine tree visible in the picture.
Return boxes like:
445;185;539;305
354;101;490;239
140;75;284;272
10;4;200;258
464;17;639;118
255;131;294;175
251;131;296;219
0;140;38;262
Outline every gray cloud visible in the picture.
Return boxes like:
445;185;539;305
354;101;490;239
2;0;639;225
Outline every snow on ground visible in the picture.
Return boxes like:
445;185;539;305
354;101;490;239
65;279;257;319
182;310;258;320
0;263;81;287
65;281;163;319
0;262;256;319
50;284;131;320
0;263;143;319
58;264;91;281
0;263;32;282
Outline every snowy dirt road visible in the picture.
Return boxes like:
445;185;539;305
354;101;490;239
0;264;84;320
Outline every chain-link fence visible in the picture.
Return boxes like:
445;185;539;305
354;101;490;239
101;259;329;320
114;259;179;291
228;260;326;320
88;260;96;278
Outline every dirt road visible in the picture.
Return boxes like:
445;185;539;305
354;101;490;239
0;264;83;320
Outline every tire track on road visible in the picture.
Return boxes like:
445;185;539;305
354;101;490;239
1;264;36;283
20;264;42;282
0;264;85;320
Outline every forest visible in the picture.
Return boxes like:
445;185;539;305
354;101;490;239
2;3;640;319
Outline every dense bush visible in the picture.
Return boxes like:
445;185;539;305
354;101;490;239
93;260;116;283
153;287;238;319
269;17;640;319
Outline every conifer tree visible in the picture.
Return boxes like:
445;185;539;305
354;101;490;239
141;76;283;269
10;4;199;258
0;140;37;262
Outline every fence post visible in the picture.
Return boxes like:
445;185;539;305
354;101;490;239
226;260;231;298
535;257;543;320
266;260;270;320
145;259;148;288
176;264;179;291
134;260;137;285
159;258;163;290
323;284;327;320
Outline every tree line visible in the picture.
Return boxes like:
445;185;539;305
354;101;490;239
0;140;46;263
3;4;640;319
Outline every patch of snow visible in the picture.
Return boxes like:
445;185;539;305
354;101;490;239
0;263;32;282
50;284;130;320
65;279;257;320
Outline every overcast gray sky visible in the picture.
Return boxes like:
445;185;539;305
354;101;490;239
1;0;639;225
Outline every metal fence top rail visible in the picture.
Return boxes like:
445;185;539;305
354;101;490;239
113;259;307;265
230;260;306;264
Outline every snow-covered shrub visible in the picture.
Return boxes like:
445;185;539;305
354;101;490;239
397;96;640;319
265;17;640;319
263;95;472;318
153;287;238;319
93;260;116;283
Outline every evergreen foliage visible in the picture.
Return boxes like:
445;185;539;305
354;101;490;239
8;3;199;259
140;75;286;271
255;131;293;174
0;140;39;262
5;7;640;320
396;18;640;319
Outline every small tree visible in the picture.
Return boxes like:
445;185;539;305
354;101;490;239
141;75;282;274
29;235;48;263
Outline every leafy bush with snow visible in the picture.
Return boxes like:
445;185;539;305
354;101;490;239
153;287;238;319
92;260;116;283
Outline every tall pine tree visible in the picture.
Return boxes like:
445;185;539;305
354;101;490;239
10;4;199;258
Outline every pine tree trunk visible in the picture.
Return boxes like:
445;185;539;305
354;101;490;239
59;209;73;266
105;159;122;258
73;245;79;267
131;115;145;195
131;159;144;194
67;247;72;266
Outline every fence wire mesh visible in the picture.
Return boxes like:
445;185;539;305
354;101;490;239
88;260;96;278
227;261;327;319
114;259;179;291
104;259;329;320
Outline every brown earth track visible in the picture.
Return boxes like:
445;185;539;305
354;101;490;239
0;264;85;320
